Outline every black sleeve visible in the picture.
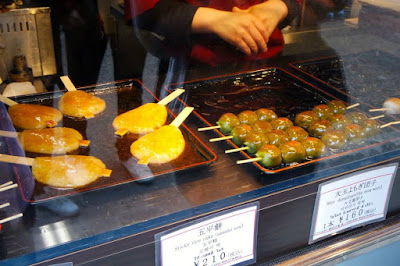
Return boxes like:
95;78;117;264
278;0;301;28
133;0;199;46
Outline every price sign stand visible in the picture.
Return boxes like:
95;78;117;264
309;163;398;244
155;202;259;266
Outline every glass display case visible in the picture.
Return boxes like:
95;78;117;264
0;0;399;265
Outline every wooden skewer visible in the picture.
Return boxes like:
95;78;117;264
0;154;35;166
0;181;13;188
198;125;221;131
60;75;77;91
170;107;194;128
0;213;23;224
0;183;18;192
0;203;10;209
346;103;359;109
209;136;233;142
158;89;185;106
370;115;385;120
0;130;18;138
369;108;387;112
225;147;248;154
237;157;262;164
0;94;18;106
391;121;400;125
380;122;393;129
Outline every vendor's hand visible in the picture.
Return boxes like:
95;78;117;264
232;0;289;42
192;8;269;55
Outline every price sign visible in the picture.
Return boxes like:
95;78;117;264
309;163;398;244
155;203;259;266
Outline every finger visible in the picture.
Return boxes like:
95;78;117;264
235;39;252;55
241;32;259;54
248;25;268;53
252;19;270;45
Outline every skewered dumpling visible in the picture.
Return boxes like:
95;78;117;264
113;103;167;135
58;90;106;118
8;104;62;129
130;125;185;164
32;155;110;188
18;127;86;154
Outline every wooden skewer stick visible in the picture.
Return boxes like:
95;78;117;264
0;181;13;188
170;107;194;128
0;154;35;166
0;183;18;192
391;121;400;125
369;108;387;112
0;94;18;106
225;147;248;154
346;103;360;109
198;125;221;131
0;203;10;209
370;114;385;120
209;136;233;142
237;157;262;165
380;122;393;129
0;130;18;138
0;213;23;224
60;75;77;91
158;89;185;106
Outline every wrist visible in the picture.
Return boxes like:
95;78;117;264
264;0;289;22
192;7;227;34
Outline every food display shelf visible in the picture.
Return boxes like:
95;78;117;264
167;68;400;174
0;80;216;203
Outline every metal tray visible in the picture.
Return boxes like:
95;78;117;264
1;79;217;203
289;50;400;109
166;68;400;174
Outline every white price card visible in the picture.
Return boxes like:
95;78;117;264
155;202;259;266
309;163;398;244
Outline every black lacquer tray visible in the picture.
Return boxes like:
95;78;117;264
289;50;400;109
0;79;217;203
166;68;400;174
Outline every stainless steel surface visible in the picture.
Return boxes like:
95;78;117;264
0;7;56;78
